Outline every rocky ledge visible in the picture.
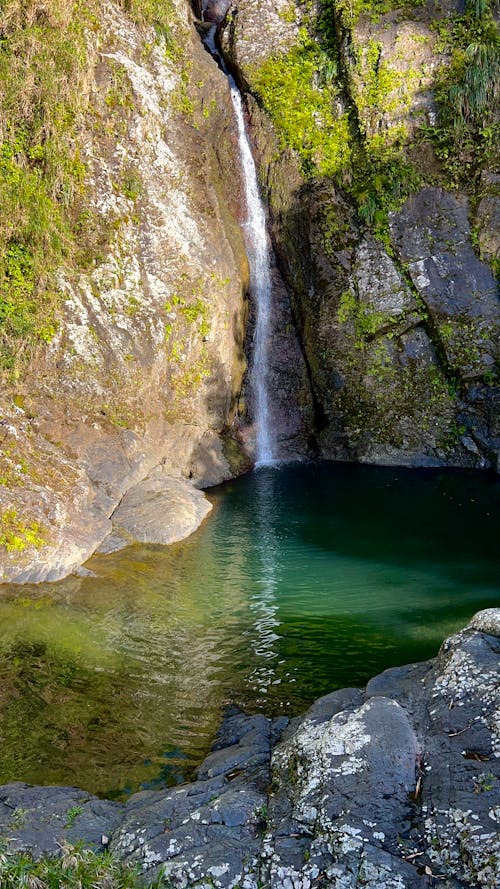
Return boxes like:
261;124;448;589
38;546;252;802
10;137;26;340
0;609;498;888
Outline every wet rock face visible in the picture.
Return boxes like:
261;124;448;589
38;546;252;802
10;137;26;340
0;0;249;584
390;189;499;382
222;0;499;472
202;0;232;25
258;150;500;475
1;610;498;888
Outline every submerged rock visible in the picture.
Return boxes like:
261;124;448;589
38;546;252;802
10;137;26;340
1;610;498;887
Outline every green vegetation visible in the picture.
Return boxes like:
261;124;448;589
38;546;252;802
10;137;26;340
250;2;423;241
164;274;222;347
251;0;497;244
120;167;144;202
0;509;45;553
251;29;351;178
121;0;175;28
104;61;135;115
437;316;491;377
64;805;84;828
0;0;93;374
350;150;422;245
0;0;185;378
335;342;454;449
163;275;219;401
120;0;188;67
335;0;428;29
335;0;400;29
337;288;397;340
473;771;496;793
426;0;499;187
0;843;169;888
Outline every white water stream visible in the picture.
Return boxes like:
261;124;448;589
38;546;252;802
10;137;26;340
203;25;275;465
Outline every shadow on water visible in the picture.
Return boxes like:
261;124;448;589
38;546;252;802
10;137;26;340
0;460;498;797
234;460;499;575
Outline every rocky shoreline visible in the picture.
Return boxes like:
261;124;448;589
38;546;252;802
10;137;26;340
1;609;498;888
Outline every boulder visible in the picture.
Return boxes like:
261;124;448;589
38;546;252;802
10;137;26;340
1;610;498;887
98;471;213;554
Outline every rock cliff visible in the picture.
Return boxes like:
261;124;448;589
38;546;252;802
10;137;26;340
0;0;251;583
1;609;498;887
221;0;500;470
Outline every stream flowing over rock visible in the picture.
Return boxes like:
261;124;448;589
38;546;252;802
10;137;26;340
1;609;499;888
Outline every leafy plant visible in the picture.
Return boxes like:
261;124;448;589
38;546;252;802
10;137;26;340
64;805;84;828
426;0;499;185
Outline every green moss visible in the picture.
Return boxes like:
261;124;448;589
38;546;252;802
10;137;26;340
318;204;354;259
125;295;142;316
0;509;46;553
0;0;189;379
279;1;297;24
437;317;494;378
0;445;35;488
350;147;422;246
173;351;211;397
171;83;196;116
357;39;406;115
336;0;426;29
337;350;454;448
424;1;499;187
0;1;97;375
120;167;144;202
251;32;352;178
119;0;175;35
337;288;397;342
164;278;213;392
250;3;422;243
104;61;134;116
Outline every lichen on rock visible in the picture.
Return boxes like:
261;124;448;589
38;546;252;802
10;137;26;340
1;609;498;887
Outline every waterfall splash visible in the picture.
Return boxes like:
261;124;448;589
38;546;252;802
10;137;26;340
202;24;275;466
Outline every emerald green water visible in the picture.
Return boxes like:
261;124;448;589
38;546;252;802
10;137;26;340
0;462;498;798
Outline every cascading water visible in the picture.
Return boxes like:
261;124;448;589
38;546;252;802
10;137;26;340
202;23;275;466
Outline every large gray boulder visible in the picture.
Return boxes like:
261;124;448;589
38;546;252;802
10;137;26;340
0;610;498;887
98;470;213;554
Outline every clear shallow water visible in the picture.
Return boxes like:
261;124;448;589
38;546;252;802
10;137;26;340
0;461;498;798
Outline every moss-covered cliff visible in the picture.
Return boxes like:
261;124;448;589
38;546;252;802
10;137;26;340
0;0;251;582
221;0;499;469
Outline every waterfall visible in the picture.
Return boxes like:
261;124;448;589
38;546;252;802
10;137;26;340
202;25;275;466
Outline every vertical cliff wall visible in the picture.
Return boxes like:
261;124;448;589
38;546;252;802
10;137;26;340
221;0;499;470
0;0;251;583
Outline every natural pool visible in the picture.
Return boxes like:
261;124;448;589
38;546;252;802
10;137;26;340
0;461;498;799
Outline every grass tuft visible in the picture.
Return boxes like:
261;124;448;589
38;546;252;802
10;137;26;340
0;842;169;888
